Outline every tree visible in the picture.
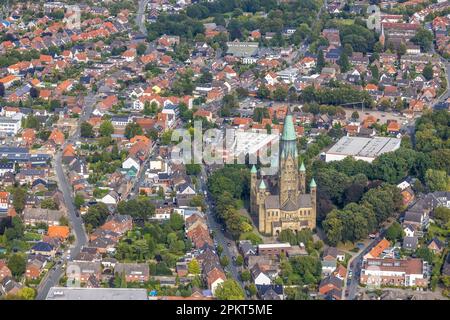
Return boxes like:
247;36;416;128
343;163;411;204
253;107;270;122
80;121;94;138
8;254;26;278
361;184;402;225
169;212;184;230
161;130;174;145
416;247;434;263
370;64;379;83
189;195;206;212
74;193;85;209
351;111;359;120
434;207;450;225
117;198;156;221
316;50;325;73
214;280;245;300
240;270;251;282
30;87;39;99
187;258;201;274
425;169;448;192
385;222;403;242
422;63;433;81
256;84;270;99
12;188;26;213
186;164;201;175
397;42;407;57
136;43;147;56
124;122;143;139
337;52;350;73
41;198;58;210
344;43;353;56
17;287;36;300
411;28;433;51
272;86;288;101
220;255;229;267
235;255;244;266
99;120;114;137
83;203;110;229
322;215;343;246
282;256;322;285
59;216;69;226
24;115;40;130
246;283;257;297
279;229;298;245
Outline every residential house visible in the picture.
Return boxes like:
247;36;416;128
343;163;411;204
363;238;390;260
23;208;65;226
66;261;102;283
114;263;149;282
0;192;10;214
0;260;12;281
47;225;70;241
402;236;419;251
256;284;284;300
176;183;197;207
206;267;226;296
319;275;343;300
1;276;22;296
26;258;46;280
428;238;444;255
31;242;56;257
101;215;133;235
99;190;120;205
251;264;272;286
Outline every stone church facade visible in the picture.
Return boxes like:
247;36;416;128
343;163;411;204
250;110;317;236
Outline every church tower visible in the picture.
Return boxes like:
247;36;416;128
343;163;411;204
250;165;257;215
310;178;317;229
257;180;269;234
379;24;385;48
279;109;298;206
299;161;306;194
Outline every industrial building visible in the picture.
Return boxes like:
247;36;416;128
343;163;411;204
325;136;401;163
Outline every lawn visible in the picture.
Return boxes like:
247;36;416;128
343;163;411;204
23;232;43;242
337;241;358;251
330;18;355;26
428;223;449;241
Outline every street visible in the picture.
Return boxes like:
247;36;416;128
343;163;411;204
136;0;149;35
199;165;248;297
432;61;450;108
343;226;391;300
35;93;96;300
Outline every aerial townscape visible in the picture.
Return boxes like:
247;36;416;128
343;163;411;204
0;0;449;303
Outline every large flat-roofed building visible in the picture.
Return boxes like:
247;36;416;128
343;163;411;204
201;129;279;164
0;116;21;135
325;136;401;163
360;258;428;287
46;287;148;300
226;41;259;57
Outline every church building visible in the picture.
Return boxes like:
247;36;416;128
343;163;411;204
250;110;317;236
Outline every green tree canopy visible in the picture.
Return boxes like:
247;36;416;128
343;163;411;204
214;279;245;300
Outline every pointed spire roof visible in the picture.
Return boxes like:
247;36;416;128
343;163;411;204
281;108;296;141
310;178;317;188
300;161;306;172
251;165;257;174
259;180;266;189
